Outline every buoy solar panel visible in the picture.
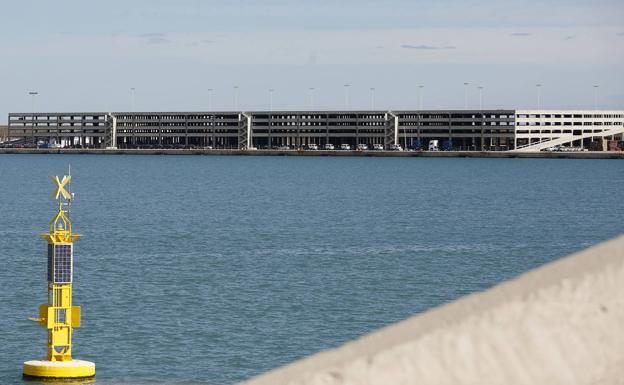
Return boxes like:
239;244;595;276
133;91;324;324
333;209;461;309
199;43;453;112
49;244;72;284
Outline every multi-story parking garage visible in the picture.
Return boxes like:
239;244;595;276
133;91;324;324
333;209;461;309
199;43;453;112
0;125;7;142
6;109;623;151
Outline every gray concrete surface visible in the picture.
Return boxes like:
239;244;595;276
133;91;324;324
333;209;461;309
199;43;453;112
240;235;624;385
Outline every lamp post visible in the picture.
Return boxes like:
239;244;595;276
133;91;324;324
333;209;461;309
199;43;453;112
29;91;38;145
129;88;136;148
464;82;470;109
478;86;485;150
308;87;315;110
418;85;424;110
344;84;350;109
130;88;135;112
269;88;274;112
370;87;375;110
477;86;483;111
233;86;239;110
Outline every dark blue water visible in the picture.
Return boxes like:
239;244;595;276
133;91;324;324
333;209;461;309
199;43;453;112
1;155;622;385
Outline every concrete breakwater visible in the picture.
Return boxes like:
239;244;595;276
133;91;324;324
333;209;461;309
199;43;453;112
240;235;624;385
1;148;623;159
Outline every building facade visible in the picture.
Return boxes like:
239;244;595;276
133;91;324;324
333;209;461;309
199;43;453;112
514;110;624;150
6;109;624;150
0;125;7;142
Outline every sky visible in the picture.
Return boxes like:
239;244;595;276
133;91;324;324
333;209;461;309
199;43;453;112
1;0;623;122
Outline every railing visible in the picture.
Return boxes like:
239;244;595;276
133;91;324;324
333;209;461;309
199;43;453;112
514;136;562;150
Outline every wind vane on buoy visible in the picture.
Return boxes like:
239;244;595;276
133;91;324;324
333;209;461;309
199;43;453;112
23;169;96;380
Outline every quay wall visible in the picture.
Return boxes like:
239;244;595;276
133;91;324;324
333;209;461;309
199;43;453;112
0;148;623;159
239;235;624;385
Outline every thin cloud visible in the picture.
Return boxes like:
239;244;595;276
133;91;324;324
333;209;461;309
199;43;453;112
617;32;624;36
146;36;171;45
138;32;172;45
139;32;166;38
510;32;531;36
563;35;575;41
401;44;456;50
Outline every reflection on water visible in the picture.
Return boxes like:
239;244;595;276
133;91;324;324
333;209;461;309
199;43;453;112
23;376;95;385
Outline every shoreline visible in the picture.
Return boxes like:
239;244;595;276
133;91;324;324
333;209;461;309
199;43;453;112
0;148;623;159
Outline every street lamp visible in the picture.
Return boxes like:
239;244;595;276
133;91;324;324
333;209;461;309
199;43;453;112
29;91;38;145
269;88;274;112
233;86;239;110
478;86;485;150
130;88;136;148
130;88;135;112
370;87;375;110
308;87;315;110
477;86;484;111
344;84;350;109
418;85;424;110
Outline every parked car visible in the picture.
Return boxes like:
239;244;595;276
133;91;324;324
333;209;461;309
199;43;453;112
324;143;335;150
340;144;351;150
389;144;403;151
357;143;368;150
372;144;384;151
307;144;319;150
428;140;439;151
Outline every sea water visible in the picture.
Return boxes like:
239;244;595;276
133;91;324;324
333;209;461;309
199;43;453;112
1;155;622;384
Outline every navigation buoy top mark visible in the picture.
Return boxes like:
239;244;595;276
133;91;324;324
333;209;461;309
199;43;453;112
23;171;96;379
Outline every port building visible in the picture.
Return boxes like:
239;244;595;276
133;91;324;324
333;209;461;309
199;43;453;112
5;109;624;151
0;124;7;142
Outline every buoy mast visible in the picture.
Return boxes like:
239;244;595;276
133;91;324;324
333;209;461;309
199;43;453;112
23;172;96;379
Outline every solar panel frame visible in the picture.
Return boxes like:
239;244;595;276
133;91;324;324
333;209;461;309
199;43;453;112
47;244;54;282
47;244;73;284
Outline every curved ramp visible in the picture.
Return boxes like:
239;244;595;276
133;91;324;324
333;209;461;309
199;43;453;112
512;127;623;152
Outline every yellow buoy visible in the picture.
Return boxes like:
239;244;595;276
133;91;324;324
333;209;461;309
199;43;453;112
23;172;95;379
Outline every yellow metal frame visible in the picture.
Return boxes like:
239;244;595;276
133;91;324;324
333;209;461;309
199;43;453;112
25;173;95;379
33;176;82;362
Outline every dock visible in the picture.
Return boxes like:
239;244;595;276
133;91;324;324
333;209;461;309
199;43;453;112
0;148;623;159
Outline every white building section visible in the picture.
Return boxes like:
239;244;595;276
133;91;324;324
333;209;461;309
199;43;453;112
513;110;624;151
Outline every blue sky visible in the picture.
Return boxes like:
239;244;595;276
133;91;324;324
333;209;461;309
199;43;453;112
1;0;623;121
